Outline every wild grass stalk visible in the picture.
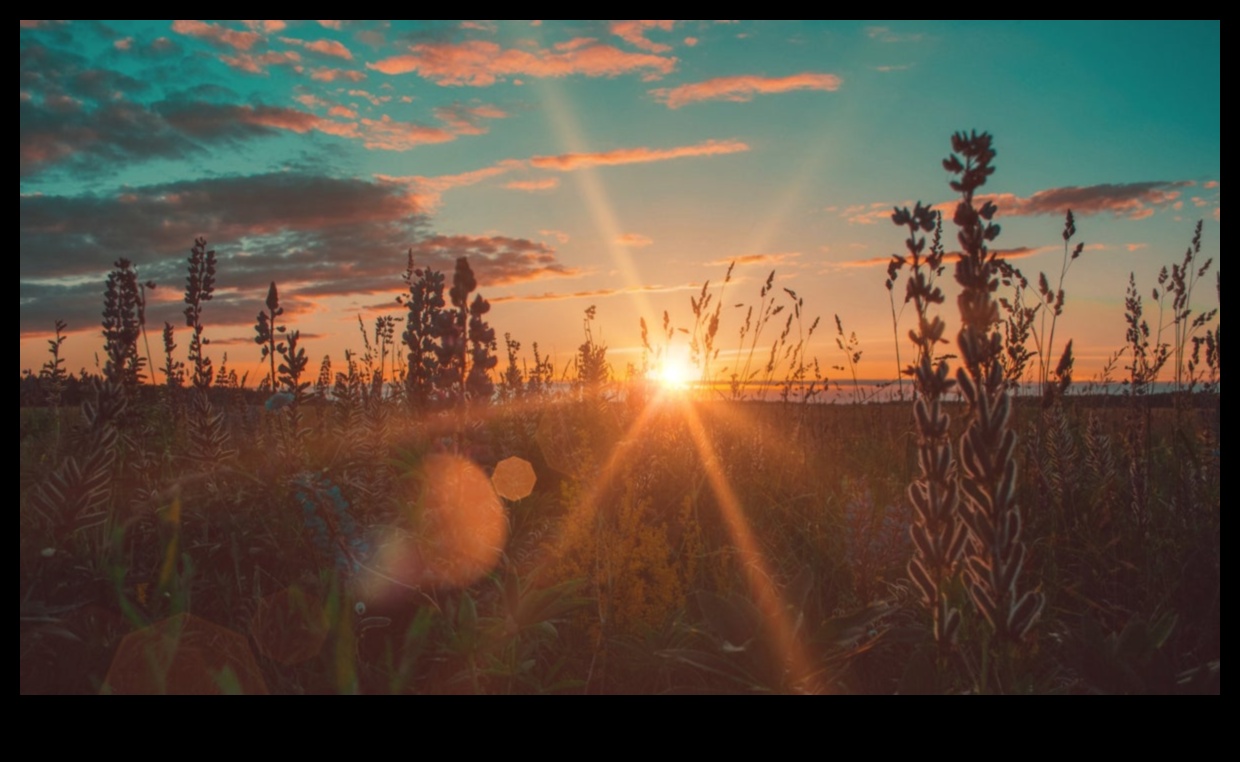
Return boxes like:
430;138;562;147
1032;211;1085;398
183;237;234;465
944;131;1043;643
893;200;964;647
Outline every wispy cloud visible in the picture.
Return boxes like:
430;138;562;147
432;103;508;134
976;181;1192;220
652;72;841;109
369;39;676;86
530;138;748;170
707;252;800;266
865;26;924;43
505;177;560;192
279;36;353;60
310;67;365;82
609;20;676;53
616;232;653;247
172;19;262;51
839;202;902;225
241;20;287;34
383;137;748;207
219;50;301;74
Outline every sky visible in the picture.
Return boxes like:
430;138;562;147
19;20;1221;388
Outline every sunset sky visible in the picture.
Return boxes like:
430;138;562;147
19;20;1220;387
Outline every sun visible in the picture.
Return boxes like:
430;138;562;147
651;351;694;392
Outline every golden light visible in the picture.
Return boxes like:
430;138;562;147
652;349;694;392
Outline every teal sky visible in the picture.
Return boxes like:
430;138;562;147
20;20;1220;385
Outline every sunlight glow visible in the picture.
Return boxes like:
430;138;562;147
652;349;694;391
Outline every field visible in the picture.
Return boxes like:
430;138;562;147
19;133;1220;694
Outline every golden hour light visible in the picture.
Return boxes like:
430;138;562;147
651;348;695;392
21;21;1218;695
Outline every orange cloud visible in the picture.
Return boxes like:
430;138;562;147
707;252;800;266
530;138;748;170
369;39;676;86
840;201;902;225
652;72;842;109
358;115;455;151
610;20;676;53
386;137;747;206
311;67;365;82
387;160;525;207
165;103;347;139
172;20;261;51
1125;243;1148;252
281;36;353;60
241;20;286;33
616;232;653;247
317;20;344;30
347;89;389;106
974;181;1192;220
505;177;560;192
433;103;508;135
220;50;301;75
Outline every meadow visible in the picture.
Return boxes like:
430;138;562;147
19;133;1219;694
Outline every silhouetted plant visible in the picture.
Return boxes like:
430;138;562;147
526;341;553;397
944;131;1043;642
40;320;69;412
161;322;184;392
255;281;285;392
1161;221;1216;392
833;314;863;405
499;333;525;402
184;238;217;392
432;257;497;406
575;305;609;400
1034;211;1085;398
466;290;497;402
102;259;155;397
892;200;963;647
401;253;447;410
183;237;234;464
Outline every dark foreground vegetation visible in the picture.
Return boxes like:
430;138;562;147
19;133;1219;693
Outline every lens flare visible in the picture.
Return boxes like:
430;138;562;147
365;454;508;599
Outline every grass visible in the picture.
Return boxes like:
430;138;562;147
18;133;1219;694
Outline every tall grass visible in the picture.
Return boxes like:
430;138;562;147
18;133;1219;694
